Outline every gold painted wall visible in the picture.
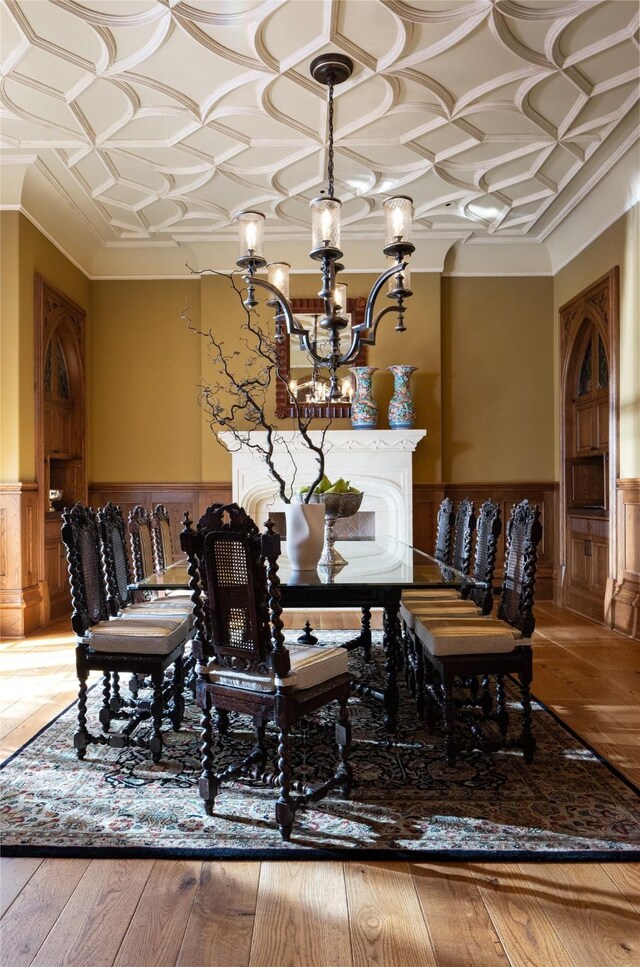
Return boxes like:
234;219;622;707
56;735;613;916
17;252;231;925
0;212;90;481
89;280;202;482
553;205;640;479
441;275;555;482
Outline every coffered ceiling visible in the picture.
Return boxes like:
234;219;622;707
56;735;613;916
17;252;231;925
1;0;639;276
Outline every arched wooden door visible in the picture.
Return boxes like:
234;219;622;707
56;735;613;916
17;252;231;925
35;275;87;623
559;269;618;623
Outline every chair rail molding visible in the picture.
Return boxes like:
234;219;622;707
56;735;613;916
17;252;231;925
218;429;426;549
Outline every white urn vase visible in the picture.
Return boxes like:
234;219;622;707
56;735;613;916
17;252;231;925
284;502;325;571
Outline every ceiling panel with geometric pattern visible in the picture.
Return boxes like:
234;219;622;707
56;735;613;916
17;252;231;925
1;0;638;265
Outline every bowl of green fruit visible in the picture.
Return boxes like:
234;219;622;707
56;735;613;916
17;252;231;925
296;475;363;567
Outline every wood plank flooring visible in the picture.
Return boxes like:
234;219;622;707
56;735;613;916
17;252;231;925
1;605;638;966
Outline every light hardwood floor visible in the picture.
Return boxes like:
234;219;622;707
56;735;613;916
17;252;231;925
1;605;639;967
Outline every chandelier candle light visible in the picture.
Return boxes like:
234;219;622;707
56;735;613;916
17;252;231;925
235;53;415;400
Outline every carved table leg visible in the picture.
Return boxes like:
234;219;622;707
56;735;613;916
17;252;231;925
335;691;353;798
382;600;400;734
442;672;457;767
342;606;372;658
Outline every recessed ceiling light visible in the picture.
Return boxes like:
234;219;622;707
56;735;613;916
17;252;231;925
467;202;502;220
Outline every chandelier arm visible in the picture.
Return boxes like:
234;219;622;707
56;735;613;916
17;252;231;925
351;261;409;335
339;305;401;363
241;274;332;363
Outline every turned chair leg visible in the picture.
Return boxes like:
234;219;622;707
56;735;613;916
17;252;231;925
251;716;268;778
519;671;536;765
99;672;112;731
496;674;509;738
74;662;89;759
148;670;164;763
216;708;230;736
199;690;218;815
275;726;295;841
170;654;185;731
110;671;123;713
335;693;353;798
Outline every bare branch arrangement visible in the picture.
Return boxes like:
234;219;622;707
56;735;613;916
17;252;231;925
182;268;331;504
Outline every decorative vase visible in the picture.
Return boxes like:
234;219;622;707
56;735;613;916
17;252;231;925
350;366;378;429
387;365;417;429
284;502;325;571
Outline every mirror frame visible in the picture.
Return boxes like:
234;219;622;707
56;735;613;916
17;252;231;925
275;297;367;419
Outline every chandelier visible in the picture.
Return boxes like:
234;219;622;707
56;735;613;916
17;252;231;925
235;53;415;401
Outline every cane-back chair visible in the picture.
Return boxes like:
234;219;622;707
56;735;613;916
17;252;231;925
61;503;187;761
415;500;542;766
402;500;503;706
98;501;192;623
401;498;478;624
128;505;156;581
186;503;352;841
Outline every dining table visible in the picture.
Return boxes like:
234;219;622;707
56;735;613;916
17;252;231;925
129;535;487;733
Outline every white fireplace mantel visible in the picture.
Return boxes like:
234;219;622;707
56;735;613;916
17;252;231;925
218;429;426;546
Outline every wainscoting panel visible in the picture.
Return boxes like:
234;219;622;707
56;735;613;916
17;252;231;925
0;483;42;637
413;482;559;601
88;483;233;562
612;479;640;639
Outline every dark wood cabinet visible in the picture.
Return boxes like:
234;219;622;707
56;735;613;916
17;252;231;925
566;515;609;620
560;269;617;625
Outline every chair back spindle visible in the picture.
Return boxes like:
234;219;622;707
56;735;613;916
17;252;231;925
497;499;543;638
128;505;156;580
97;501;132;615
450;498;476;576
61;503;111;637
151;504;174;571
468;499;502;613
434;498;455;564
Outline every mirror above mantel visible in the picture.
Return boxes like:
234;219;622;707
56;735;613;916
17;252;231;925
275;297;367;419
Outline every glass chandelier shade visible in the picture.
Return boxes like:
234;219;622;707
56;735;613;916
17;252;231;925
267;262;290;300
310;197;342;253
383;196;413;245
237;210;265;260
234;53;416;400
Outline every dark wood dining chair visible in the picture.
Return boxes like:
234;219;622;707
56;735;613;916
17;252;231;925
187;503;352;841
403;499;503;708
61;503;188;761
128;504;156;581
415;500;542;766
98;501;192;623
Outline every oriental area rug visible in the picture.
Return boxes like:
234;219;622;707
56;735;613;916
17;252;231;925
2;632;639;861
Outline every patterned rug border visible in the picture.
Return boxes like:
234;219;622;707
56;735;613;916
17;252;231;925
2;677;639;864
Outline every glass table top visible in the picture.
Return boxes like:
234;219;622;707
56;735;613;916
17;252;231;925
129;537;486;592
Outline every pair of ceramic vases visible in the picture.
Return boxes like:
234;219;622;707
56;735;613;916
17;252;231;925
350;365;417;430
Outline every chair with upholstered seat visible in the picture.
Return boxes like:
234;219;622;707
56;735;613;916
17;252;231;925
150;504;191;599
184;503;352;841
61;503;188;762
403;499;503;710
415;499;542;766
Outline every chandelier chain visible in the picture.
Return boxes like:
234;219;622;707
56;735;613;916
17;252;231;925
327;76;335;199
